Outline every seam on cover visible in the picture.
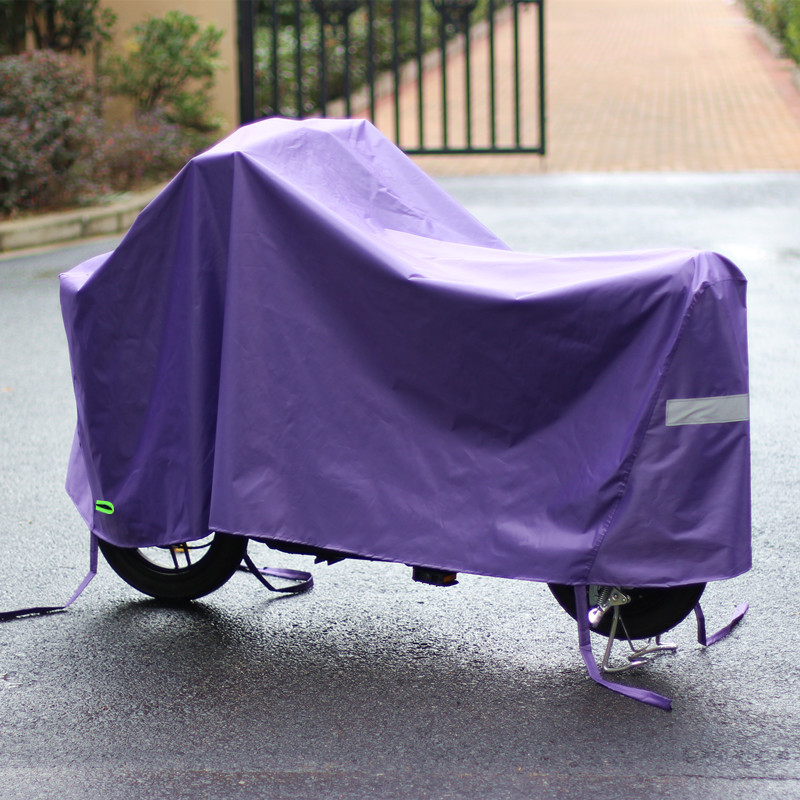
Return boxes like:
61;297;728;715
206;153;244;534
579;276;743;583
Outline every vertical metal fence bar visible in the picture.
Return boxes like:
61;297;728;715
488;0;497;149
319;11;328;116
367;1;376;124
237;0;256;124
344;15;353;117
464;11;472;149
416;0;425;150
271;0;279;116
512;0;521;148
294;0;303;117
392;0;401;145
440;9;449;149
538;0;546;155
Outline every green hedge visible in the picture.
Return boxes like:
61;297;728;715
0;9;223;218
742;0;800;64
0;50;197;217
0;51;103;215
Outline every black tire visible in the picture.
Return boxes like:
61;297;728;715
98;533;249;601
547;582;705;639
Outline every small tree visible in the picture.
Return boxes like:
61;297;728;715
105;10;224;134
0;0;116;57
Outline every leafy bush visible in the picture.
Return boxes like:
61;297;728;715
0;0;116;57
0;50;105;215
786;1;800;63
105;10;223;134
742;0;800;64
96;112;195;192
0;50;204;216
0;10;226;217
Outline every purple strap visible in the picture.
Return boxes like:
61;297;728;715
0;536;311;622
574;586;673;710
695;601;748;646
0;535;98;622
242;553;314;594
574;589;749;710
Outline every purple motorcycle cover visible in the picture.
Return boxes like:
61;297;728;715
60;119;751;587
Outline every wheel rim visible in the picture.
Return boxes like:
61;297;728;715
132;535;216;573
98;532;249;600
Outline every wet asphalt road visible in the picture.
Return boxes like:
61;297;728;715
1;172;799;799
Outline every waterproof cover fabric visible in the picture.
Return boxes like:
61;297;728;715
60;118;751;587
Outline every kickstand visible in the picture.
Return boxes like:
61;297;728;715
599;606;677;674
574;586;673;710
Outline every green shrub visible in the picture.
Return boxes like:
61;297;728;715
105;10;223;134
742;0;800;63
786;0;800;63
97;112;195;192
743;0;780;35
0;11;224;217
0;0;116;57
0;50;105;215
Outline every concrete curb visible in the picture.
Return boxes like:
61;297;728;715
0;184;164;255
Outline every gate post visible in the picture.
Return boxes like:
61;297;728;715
238;0;256;125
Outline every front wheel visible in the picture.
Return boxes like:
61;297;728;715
98;533;249;601
548;583;705;639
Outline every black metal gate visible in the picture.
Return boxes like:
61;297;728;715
238;0;545;155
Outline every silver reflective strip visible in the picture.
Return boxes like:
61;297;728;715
666;394;749;427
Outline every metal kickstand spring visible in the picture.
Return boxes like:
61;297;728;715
599;605;678;674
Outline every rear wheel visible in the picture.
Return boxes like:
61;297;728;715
548;583;705;639
98;533;249;601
